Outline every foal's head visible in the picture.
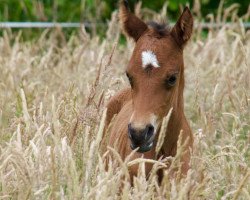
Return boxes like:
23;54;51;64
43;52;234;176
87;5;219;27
119;1;193;153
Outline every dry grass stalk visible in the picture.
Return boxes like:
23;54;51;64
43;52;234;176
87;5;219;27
155;107;173;156
20;89;31;131
232;170;250;200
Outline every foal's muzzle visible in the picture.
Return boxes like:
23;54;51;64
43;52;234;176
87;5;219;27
128;123;155;153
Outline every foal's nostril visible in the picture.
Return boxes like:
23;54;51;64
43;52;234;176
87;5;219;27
145;124;154;139
128;124;141;144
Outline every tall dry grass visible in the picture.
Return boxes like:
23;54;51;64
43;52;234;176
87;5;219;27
0;11;250;200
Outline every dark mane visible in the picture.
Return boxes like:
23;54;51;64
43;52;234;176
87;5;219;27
147;21;171;37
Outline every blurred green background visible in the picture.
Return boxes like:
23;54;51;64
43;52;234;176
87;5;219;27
0;0;249;22
0;0;249;40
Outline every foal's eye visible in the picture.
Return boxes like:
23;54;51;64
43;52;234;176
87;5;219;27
165;74;178;88
126;72;134;88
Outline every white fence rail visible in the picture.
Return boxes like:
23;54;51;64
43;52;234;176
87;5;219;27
0;22;250;29
0;22;102;28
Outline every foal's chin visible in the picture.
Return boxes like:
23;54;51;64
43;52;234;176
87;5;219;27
130;141;154;153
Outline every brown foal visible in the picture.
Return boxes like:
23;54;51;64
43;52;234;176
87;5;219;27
104;0;193;181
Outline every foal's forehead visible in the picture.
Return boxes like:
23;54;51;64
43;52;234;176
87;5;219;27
130;34;182;71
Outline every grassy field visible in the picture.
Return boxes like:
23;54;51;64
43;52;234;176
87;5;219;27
0;16;249;199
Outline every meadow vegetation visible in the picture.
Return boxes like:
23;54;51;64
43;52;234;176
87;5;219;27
0;9;249;199
1;0;250;23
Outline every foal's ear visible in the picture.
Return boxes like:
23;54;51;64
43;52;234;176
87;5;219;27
171;7;193;48
119;0;148;41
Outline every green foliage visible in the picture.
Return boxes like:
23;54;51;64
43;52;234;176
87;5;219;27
0;0;249;22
